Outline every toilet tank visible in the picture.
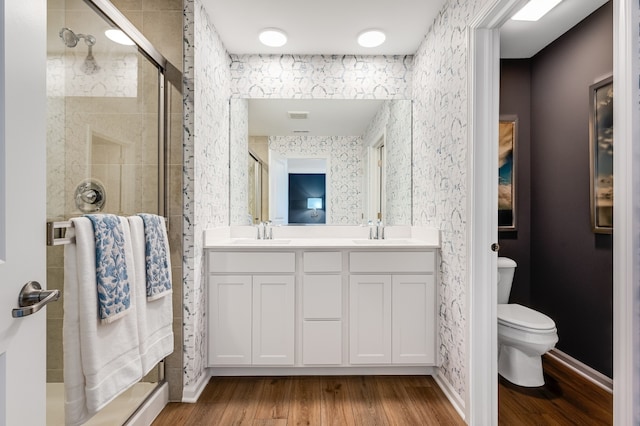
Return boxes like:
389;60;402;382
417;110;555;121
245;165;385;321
497;257;517;304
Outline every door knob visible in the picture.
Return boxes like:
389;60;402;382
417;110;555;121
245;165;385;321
12;281;60;318
491;243;500;252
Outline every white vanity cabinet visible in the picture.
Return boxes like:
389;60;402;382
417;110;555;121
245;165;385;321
207;252;295;366
206;241;439;373
349;251;437;365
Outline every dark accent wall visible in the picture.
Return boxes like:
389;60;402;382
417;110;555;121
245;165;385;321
499;59;532;305
499;2;613;377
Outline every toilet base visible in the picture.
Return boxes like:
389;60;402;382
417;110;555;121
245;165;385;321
498;345;545;387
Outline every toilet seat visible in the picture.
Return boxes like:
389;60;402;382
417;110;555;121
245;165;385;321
498;303;556;333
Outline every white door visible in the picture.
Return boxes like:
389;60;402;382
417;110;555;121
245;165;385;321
0;0;48;425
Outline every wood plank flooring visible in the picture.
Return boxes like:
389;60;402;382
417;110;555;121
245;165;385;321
152;376;464;426
153;356;613;425
498;354;613;425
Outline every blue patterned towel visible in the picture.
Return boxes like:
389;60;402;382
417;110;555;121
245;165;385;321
138;214;172;300
85;214;132;323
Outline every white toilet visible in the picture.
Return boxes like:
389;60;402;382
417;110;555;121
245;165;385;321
497;257;558;387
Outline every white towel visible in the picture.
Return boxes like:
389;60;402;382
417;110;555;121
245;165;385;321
63;217;143;426
129;215;174;375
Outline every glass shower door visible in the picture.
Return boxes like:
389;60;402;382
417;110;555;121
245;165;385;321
47;0;169;423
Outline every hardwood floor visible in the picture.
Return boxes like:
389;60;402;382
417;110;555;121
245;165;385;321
153;357;613;425
498;354;613;425
152;376;465;425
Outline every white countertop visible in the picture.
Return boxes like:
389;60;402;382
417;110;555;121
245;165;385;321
204;225;440;249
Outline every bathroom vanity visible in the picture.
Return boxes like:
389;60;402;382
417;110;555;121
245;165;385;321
204;226;440;375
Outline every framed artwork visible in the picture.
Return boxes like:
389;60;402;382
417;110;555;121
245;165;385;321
589;76;613;234
498;116;517;231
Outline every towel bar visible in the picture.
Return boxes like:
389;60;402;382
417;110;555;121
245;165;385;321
46;216;170;246
47;221;75;246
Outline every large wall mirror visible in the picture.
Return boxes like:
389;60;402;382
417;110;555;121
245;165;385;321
229;98;412;226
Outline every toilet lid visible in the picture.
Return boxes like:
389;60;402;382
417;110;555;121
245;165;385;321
498;303;556;331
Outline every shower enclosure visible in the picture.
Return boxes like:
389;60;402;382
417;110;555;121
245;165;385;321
46;0;183;423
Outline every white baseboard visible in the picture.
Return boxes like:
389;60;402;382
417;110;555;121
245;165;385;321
208;366;436;376
546;349;613;393
181;372;211;403
433;371;466;421
125;382;169;426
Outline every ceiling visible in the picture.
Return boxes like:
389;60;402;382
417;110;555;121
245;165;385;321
248;99;385;136
202;0;608;58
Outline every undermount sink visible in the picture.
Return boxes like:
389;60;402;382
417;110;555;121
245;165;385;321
231;238;291;244
352;239;411;244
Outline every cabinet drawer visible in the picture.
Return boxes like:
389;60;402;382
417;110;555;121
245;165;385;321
303;251;342;273
303;321;342;365
349;251;435;273
209;251;295;273
303;275;342;319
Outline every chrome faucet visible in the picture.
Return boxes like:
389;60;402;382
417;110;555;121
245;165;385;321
368;220;384;239
257;221;273;240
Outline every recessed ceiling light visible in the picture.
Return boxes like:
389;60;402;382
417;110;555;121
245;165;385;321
104;28;135;46
259;28;287;47
511;0;562;21
357;30;386;48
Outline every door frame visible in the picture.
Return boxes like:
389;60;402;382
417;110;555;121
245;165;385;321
467;0;638;424
611;0;638;424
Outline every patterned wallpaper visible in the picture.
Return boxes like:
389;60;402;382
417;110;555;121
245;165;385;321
412;0;491;400
268;135;364;224
230;54;413;99
182;0;231;390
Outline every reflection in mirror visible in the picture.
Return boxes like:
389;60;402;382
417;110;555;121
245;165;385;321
229;99;412;226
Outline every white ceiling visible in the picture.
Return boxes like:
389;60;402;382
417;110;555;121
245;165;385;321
202;0;446;56
501;0;608;58
202;0;608;58
248;99;385;136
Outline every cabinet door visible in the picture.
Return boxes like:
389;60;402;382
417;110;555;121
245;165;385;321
349;275;392;364
208;275;252;365
252;275;295;365
392;274;436;364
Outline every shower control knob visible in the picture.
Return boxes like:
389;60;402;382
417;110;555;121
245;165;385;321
491;243;500;252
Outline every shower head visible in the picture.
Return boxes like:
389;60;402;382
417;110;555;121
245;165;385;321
59;27;100;74
59;27;96;48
